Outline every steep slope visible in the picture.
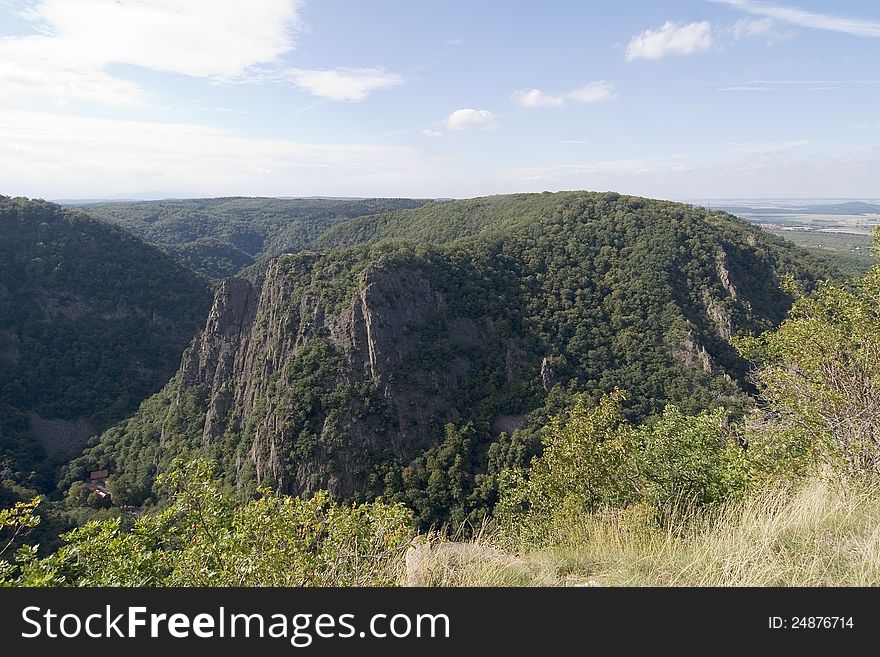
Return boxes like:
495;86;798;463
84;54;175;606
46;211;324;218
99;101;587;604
71;192;837;525
0;196;213;496
77;197;430;278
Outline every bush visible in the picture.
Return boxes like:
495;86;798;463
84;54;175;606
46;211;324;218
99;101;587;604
737;266;880;477
5;460;414;587
495;391;751;546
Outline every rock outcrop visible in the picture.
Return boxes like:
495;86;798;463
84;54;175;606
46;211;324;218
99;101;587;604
173;256;517;498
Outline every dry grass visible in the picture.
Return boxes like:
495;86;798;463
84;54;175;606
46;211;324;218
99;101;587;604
424;479;880;586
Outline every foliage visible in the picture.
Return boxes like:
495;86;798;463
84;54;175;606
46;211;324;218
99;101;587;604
495;391;751;544
427;479;880;587
5;189;878;585
737;265;880;476
72;192;839;530
0;496;42;584
0;196;212;493
2;460;414;587
399;422;485;530
0;498;41;553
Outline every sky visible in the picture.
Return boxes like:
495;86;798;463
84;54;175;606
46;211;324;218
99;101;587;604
1;0;879;200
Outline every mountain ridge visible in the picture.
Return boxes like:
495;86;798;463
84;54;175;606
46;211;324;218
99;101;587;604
67;191;839;526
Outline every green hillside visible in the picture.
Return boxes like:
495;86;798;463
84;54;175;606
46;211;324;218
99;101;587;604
0;196;213;497
67;192;839;528
78;197;430;278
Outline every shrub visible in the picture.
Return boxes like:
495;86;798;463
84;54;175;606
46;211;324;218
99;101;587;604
495;392;751;546
5;460;414;587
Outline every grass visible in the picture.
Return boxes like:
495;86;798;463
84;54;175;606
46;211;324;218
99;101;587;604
422;479;880;586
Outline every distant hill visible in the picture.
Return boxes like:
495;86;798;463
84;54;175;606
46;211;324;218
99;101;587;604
0;196;213;495
77;197;431;278
801;201;880;215
70;191;841;527
716;201;880;216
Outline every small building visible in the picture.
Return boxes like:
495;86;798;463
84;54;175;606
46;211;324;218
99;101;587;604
87;469;112;507
90;469;109;484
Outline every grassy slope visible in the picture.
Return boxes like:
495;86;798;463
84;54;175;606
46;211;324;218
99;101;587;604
423;479;880;586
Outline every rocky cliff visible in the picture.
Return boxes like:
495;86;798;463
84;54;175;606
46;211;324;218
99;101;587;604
174;255;517;498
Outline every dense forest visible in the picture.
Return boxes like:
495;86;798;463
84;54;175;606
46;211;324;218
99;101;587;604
78;197;430;278
0;196;213;505
6;190;878;587
59;192;840;531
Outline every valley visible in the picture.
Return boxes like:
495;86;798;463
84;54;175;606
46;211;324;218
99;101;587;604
2;190;878;587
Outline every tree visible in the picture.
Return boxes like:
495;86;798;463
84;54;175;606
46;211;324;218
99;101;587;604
737;266;880;477
0;497;41;585
495;391;750;545
3;460;415;587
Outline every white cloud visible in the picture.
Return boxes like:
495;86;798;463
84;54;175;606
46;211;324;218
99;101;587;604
720;79;880;92
512;89;566;108
506;156;693;184
420;128;443;138
0;51;146;107
24;0;301;76
281;67;403;102
749;79;880;85
717;86;777;92
713;0;880;38
731;17;796;43
3;109;876;200
499;147;880;199
0;0;302;106
0;110;446;198
567;81;618;103
513;81;616;108
445;108;498;131
625;21;712;61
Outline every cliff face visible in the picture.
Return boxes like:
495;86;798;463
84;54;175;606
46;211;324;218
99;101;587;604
164;245;768;499
176;257;509;498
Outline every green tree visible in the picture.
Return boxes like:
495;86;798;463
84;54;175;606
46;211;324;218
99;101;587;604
0;497;42;585
737;266;880;477
4;460;414;587
496;392;750;545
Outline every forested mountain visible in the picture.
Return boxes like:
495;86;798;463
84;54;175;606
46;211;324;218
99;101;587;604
67;192;839;527
0;197;213;499
77;197;430;278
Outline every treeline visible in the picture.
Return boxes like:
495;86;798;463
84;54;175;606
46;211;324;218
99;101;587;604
0;196;212;501
79;197;430;278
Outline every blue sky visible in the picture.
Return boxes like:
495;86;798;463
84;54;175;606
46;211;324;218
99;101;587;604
1;0;879;200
